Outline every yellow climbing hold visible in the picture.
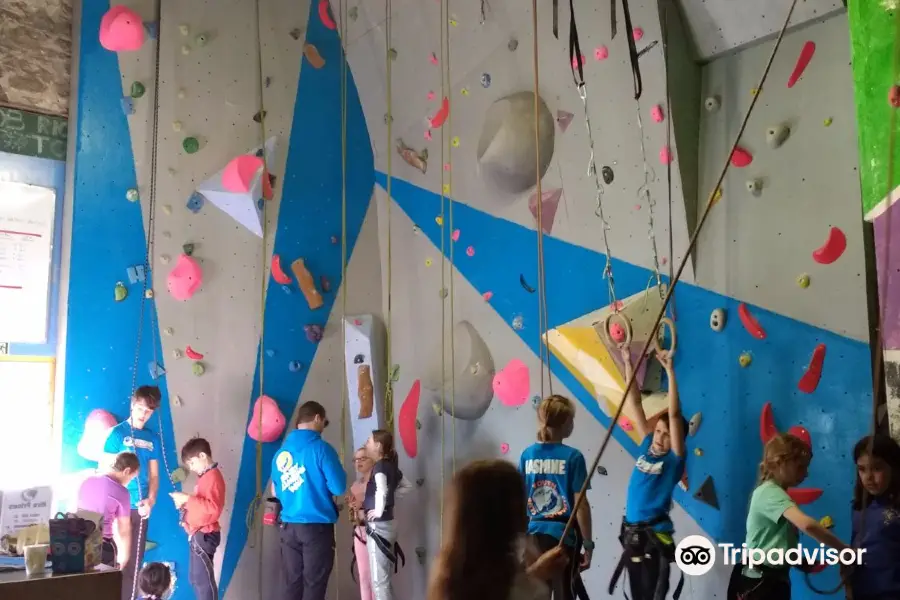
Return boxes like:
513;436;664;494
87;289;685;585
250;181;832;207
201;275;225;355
425;258;433;267
443;183;451;194
449;17;457;26
451;137;460;148
461;87;469;96
739;352;752;368
435;215;444;226
751;87;759;96
114;282;128;302
819;515;834;529
711;187;723;206
797;273;810;288
694;448;704;457
823;117;833;127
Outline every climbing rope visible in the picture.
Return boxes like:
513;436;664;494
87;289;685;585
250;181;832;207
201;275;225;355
532;0;553;398
556;0;803;548
384;0;395;437
660;2;676;319
444;0;458;470
438;0;449;545
805;5;900;596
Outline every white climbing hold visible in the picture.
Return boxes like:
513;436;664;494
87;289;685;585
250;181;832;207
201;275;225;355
688;412;702;436
765;124;790;149
746;178;762;197
173;394;183;406
145;289;154;299
164;327;174;336
179;24;190;36
704;96;720;112
162;204;172;215
710;308;726;332
181;44;191;55
172;121;183;132
172;349;182;359
177;88;186;99
160;254;170;264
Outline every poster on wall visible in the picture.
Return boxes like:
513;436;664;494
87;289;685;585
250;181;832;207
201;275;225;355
0;182;56;344
0;486;52;538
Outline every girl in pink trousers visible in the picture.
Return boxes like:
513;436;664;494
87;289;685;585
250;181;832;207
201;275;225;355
350;447;374;600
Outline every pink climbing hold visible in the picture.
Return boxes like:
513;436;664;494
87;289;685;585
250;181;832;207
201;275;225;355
609;322;626;343
247;395;286;443
77;409;118;461
633;27;644;42
482;291;494;301
167;254;203;301
659;146;673;164
99;6;146;52
427;91;436;101
528;188;562;234
493;359;530;407
466;246;475;257
500;443;510;455
651;105;664;123
619;416;634;432
451;229;460;242
557;110;575;133
572;54;586;69
730;147;753;168
424;130;432;141
594;46;609;61
222;155;264;193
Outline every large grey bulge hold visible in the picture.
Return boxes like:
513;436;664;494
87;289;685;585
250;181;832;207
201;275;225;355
477;91;555;195
423;321;495;421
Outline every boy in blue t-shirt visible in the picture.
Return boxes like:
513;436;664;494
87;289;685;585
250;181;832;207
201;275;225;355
519;394;592;600
612;349;686;600
270;401;347;600
102;385;164;600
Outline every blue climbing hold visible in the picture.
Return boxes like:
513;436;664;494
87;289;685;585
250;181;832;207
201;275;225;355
288;361;303;372
121;97;135;115
257;198;264;211
144;21;159;39
148;361;166;380
126;265;145;285
265;349;276;358
281;285;292;294
186;191;205;214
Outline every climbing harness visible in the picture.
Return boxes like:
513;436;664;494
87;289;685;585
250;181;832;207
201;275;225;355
532;516;591;600
805;4;900;596
566;0;620;323
359;525;407;574
608;516;684;600
556;0;804;550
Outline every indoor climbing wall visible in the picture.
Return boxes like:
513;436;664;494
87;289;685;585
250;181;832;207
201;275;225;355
849;1;900;438
61;1;379;599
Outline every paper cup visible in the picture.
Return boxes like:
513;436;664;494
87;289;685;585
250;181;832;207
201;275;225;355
24;544;49;576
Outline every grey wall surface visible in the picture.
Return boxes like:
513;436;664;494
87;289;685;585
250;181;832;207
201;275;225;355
695;13;867;342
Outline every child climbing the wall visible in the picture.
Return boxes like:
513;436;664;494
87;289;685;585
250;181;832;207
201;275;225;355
427;459;570;600
519;394;593;600
726;433;849;600
103;385;164;600
76;451;139;570
610;348;685;600
848;434;900;600
349;446;375;600
137;562;172;600
169;437;226;600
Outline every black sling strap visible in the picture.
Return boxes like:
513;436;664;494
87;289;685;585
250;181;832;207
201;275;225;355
568;0;642;99
608;516;683;600
533;515;591;600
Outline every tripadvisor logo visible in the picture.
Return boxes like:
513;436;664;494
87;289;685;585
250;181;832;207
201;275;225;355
674;535;866;576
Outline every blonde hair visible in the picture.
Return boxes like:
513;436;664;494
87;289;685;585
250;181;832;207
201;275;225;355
537;395;576;442
758;433;811;484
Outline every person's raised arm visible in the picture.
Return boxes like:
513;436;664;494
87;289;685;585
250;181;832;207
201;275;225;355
321;443;348;496
657;350;685;457
621;349;650;440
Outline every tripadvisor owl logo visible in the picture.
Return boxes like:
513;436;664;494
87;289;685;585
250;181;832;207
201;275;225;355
675;535;716;576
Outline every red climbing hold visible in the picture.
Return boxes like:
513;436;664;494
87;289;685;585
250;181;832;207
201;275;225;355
798;344;826;394
185;345;204;360
430;97;450;129
318;0;336;29
806;563;827;574
730;147;753;168
787;41;815;88
890;85;900;109
787;425;811;447
738;303;766;340
760;402;778;444
399;380;421;458
812;227;847;265
271;254;292;285
787;488;823;505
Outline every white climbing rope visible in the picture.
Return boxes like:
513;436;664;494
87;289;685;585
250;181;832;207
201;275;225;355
633;101;665;297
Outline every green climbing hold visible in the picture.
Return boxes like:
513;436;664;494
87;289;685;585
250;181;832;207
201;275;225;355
171;467;188;484
192;362;206;376
183;243;195;256
114;282;128;302
388;48;398;61
389;364;400;382
145;540;158;551
349;6;359;21
183;136;200;154
126;188;139;202
130;81;146;98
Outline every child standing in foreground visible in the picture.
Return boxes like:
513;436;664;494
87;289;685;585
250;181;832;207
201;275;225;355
519;394;592;600
849;434;900;600
170;438;226;600
364;430;407;600
138;562;172;600
727;433;848;600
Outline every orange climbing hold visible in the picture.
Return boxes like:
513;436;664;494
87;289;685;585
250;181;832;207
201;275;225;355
304;43;325;69
271;254;292;285
738;303;766;340
399;380;421;458
797;344;826;394
812;227;847;265
430;97;450;129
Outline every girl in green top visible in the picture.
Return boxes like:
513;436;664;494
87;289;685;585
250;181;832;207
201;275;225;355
727;433;849;600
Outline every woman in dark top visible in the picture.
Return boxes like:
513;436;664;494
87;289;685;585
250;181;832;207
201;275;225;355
850;434;900;600
364;429;405;600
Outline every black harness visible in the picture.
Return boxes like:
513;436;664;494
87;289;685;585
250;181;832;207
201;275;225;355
350;524;406;582
608;516;684;600
727;561;791;599
532;515;591;600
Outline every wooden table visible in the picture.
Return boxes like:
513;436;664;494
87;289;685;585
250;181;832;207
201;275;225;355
0;568;121;600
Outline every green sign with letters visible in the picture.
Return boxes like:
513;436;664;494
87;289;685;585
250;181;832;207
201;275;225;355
0;107;68;161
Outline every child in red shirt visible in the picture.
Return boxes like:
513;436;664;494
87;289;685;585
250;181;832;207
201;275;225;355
170;437;226;600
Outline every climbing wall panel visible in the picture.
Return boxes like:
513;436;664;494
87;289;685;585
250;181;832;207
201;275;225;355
344;314;387;451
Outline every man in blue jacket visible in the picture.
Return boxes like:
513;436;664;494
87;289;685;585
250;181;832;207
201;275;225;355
272;401;347;600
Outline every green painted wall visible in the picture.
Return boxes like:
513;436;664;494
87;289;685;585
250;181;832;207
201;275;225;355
850;2;899;217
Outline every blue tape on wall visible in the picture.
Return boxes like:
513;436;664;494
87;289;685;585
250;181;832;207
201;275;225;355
218;0;374;592
63;2;187;596
378;173;871;596
0;151;65;357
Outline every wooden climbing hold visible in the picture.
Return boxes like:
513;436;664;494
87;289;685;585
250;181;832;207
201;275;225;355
357;365;374;418
304;43;325;69
291;259;324;310
397;139;427;174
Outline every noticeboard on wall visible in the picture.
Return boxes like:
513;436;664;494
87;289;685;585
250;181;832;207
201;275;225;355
0;182;57;344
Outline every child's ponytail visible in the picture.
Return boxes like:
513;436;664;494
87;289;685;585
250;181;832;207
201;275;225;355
537;395;576;442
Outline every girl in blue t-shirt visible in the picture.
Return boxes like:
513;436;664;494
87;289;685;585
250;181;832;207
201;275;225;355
518;394;592;600
613;349;686;600
849;434;900;600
